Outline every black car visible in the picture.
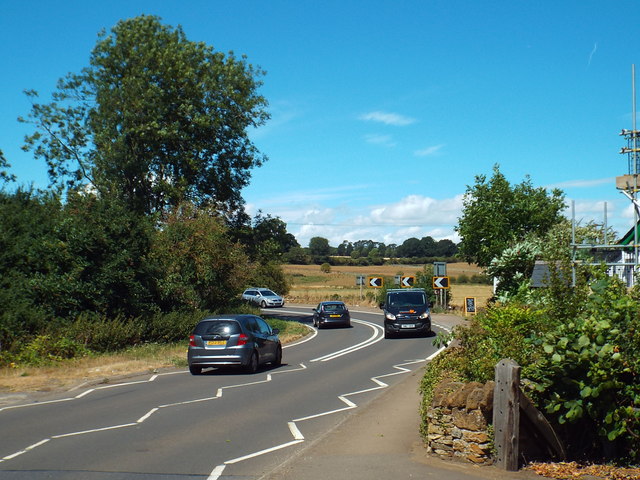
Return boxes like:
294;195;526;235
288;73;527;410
187;314;282;374
379;288;432;338
313;301;351;328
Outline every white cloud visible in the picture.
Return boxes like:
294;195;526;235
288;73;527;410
246;185;372;213
248;187;468;247
562;197;633;238
587;42;598;67
359;111;416;126
249;100;302;139
271;194;464;246
546;177;614;189
414;144;445;157
369;194;463;225
364;133;396;147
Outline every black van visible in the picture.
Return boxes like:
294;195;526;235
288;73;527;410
379;288;432;338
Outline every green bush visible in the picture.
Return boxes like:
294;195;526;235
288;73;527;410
526;276;640;462
471;274;492;285
425;272;640;464
16;334;90;366
143;310;211;343
64;313;144;353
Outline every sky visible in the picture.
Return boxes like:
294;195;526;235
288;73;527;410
1;0;639;248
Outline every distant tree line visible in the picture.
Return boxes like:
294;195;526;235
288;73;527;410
282;236;459;265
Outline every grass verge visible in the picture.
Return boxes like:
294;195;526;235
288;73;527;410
0;318;310;394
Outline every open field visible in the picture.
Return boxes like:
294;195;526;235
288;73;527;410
283;263;493;311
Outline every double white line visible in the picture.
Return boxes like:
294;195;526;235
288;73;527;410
310;318;384;362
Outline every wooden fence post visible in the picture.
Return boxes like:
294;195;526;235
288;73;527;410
493;359;521;471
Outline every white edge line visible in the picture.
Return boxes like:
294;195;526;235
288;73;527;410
207;464;226;480
288;421;304;440
0;397;73;412
52;423;137;438
1;437;51;462
311;319;383;362
225;439;304;465
137;408;158;423
293;403;355;422
283;324;317;348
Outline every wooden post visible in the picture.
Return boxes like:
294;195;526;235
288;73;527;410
493;359;521;471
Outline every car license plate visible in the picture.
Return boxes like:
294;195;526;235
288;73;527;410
401;324;415;329
207;340;226;346
330;314;341;317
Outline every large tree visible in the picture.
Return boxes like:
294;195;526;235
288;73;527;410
308;236;331;256
20;15;269;217
150;203;252;311
456;164;565;268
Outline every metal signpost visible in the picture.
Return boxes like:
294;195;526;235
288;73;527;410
433;262;449;310
356;275;365;300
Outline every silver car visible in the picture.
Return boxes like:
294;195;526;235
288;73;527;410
187;314;282;374
241;288;285;308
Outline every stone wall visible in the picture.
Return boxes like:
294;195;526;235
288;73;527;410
426;379;495;465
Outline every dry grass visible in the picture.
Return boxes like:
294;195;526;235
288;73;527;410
1;263;490;395
0;326;308;395
284;263;493;311
0;344;187;394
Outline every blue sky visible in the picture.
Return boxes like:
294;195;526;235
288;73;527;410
1;1;638;248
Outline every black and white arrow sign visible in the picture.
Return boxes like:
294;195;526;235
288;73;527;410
401;276;414;287
368;276;383;288
432;276;450;289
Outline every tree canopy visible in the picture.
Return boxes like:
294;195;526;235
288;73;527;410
308;236;331;256
20;15;269;217
455;164;566;268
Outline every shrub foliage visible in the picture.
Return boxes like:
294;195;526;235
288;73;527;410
421;271;640;464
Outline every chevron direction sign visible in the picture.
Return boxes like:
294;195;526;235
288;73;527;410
432;276;450;289
400;276;415;288
368;276;383;288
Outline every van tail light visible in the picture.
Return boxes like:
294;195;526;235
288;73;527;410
189;335;197;347
237;334;249;346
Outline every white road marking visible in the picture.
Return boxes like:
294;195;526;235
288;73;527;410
310;319;384;362
207;464;226;480
52;423;137;438
0;306;456;476
137;408;158;423
288;421;304;440
225;439;305;465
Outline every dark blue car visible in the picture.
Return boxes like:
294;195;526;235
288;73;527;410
312;301;351;329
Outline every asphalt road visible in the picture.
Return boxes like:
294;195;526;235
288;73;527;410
0;306;454;480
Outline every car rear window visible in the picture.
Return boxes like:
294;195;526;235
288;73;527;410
194;320;241;336
324;303;346;312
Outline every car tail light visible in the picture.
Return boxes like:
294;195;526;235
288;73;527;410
237;334;249;346
189;335;197;347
